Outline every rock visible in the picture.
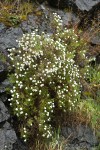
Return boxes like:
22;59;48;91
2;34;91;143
0;129;6;150
0;18;24;150
61;12;80;27
0;122;17;150
91;35;100;45
12;140;28;150
62;125;99;150
84;127;98;146
20;21;35;33
0;27;23;52
0;79;11;94
75;0;100;11
20;15;38;33
0;61;8;83
0;85;5;93
82;26;100;45
0;101;10;123
0;23;6;34
6;130;17;146
0;94;8;102
79;142;91;149
3;121;11;130
2;79;10;87
48;0;100;11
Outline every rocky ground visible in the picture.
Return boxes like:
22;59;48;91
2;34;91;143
0;1;100;149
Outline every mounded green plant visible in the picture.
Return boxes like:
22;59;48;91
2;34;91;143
78;98;100;129
8;13;90;142
78;64;100;134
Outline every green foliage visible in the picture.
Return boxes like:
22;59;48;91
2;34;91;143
0;0;34;26
79;99;100;129
78;64;100;135
0;52;7;63
96;144;100;150
88;64;100;84
8;13;90;142
8;15;20;26
82;64;100;99
34;128;66;150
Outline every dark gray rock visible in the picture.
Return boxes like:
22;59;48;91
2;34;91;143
62;12;79;26
0;23;6;34
20;21;35;33
12;140;28;150
0;122;17;150
0;79;11;93
84;26;100;45
0;101;10;123
62;125;99;150
2;79;10;87
0;18;24;150
3;121;11;130
0;129;6;150
0;94;8;102
91;35;100;45
0;61;8;83
20;15;38;33
0;27;23;52
75;0;100;11
84;127;98;146
0;85;5;93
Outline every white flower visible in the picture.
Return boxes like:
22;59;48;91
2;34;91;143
20;107;23;110
28;99;31;102
25;113;28;116
20;111;23;114
24;139;27;142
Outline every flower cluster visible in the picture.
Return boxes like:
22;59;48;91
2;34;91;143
8;13;89;141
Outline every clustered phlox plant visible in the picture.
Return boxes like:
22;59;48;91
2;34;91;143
8;13;89;142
